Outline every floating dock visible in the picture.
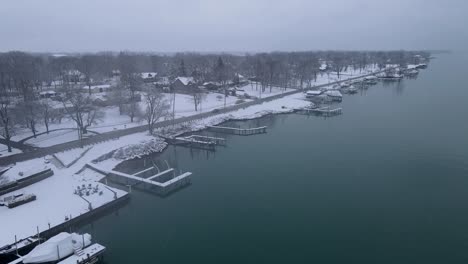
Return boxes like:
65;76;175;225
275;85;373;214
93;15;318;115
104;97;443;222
165;135;226;151
295;107;342;117
208;125;267;136
86;163;191;196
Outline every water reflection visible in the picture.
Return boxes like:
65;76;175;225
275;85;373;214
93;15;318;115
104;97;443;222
115;114;284;176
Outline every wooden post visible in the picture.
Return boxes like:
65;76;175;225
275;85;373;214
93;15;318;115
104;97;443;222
15;235;18;255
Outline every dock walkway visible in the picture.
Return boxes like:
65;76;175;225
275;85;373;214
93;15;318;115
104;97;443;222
208;125;267;136
86;163;191;196
295;107;342;117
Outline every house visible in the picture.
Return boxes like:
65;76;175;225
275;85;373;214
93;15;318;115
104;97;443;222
203;82;221;91
319;63;328;71
140;72;158;83
63;70;83;84
39;90;58;99
82;84;112;93
171;77;196;93
90;94;110;107
111;70;121;77
233;73;248;85
153;76;171;88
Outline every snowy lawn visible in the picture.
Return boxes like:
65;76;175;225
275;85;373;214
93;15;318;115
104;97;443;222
0;132;155;248
236;83;294;99
1;64;381;150
54;147;92;167
0;147;22;157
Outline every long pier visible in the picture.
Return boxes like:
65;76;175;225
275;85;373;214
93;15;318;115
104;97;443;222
208;125;267;136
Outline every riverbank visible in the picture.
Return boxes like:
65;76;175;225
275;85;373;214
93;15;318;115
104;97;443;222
0;64;384;166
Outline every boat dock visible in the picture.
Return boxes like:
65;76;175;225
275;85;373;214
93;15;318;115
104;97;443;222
6;243;106;264
295;107;342;117
208;125;267;136
57;243;105;264
166;135;226;151
86;163;192;196
183;135;227;145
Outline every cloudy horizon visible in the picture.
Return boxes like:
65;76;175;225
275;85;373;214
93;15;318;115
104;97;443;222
1;0;466;53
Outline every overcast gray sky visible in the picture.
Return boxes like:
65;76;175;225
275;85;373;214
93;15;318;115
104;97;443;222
0;0;466;52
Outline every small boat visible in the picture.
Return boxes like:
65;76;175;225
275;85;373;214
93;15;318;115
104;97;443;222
57;243;105;264
405;69;419;76
378;72;404;80
340;81;351;88
325;90;343;101
417;63;428;69
343;86;358;94
305;90;322;98
363;76;378;85
22;232;92;264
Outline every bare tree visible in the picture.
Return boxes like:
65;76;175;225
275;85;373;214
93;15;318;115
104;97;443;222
108;84;127;115
77;55;96;95
190;88;206;112
61;89;103;141
17;100;39;138
144;89;170;134
213;57;229;107
39;99;52;134
0;98;18;152
119;52;143;122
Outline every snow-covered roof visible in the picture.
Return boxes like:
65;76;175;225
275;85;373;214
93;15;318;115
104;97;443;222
306;90;322;95
175;77;195;86
65;70;81;76
82;84;111;90
325;90;342;97
203;81;221;86
39;99;67;109
319;63;327;71
154;77;170;85
140;72;157;79
39;91;57;95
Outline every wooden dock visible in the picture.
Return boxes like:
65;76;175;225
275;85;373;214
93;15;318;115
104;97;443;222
296;107;342;117
165;135;226;151
207;125;267;136
183;135;226;145
86;163;191;196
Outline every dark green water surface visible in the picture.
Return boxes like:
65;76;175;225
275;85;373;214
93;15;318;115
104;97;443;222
81;53;468;263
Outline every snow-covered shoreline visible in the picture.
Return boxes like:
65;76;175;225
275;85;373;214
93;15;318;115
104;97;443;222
0;65;385;250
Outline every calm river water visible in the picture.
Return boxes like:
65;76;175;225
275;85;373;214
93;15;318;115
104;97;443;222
80;53;468;263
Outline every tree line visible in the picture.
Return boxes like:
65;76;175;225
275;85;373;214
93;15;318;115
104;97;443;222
0;50;429;153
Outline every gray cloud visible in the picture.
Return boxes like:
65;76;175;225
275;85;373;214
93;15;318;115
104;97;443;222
0;0;466;52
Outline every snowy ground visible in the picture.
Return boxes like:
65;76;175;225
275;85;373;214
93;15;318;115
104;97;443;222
54;147;92;167
0;132;155;248
0;147;22;157
2;64;380;150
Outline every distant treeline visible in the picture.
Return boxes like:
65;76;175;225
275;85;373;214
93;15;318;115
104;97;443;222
0;50;430;95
